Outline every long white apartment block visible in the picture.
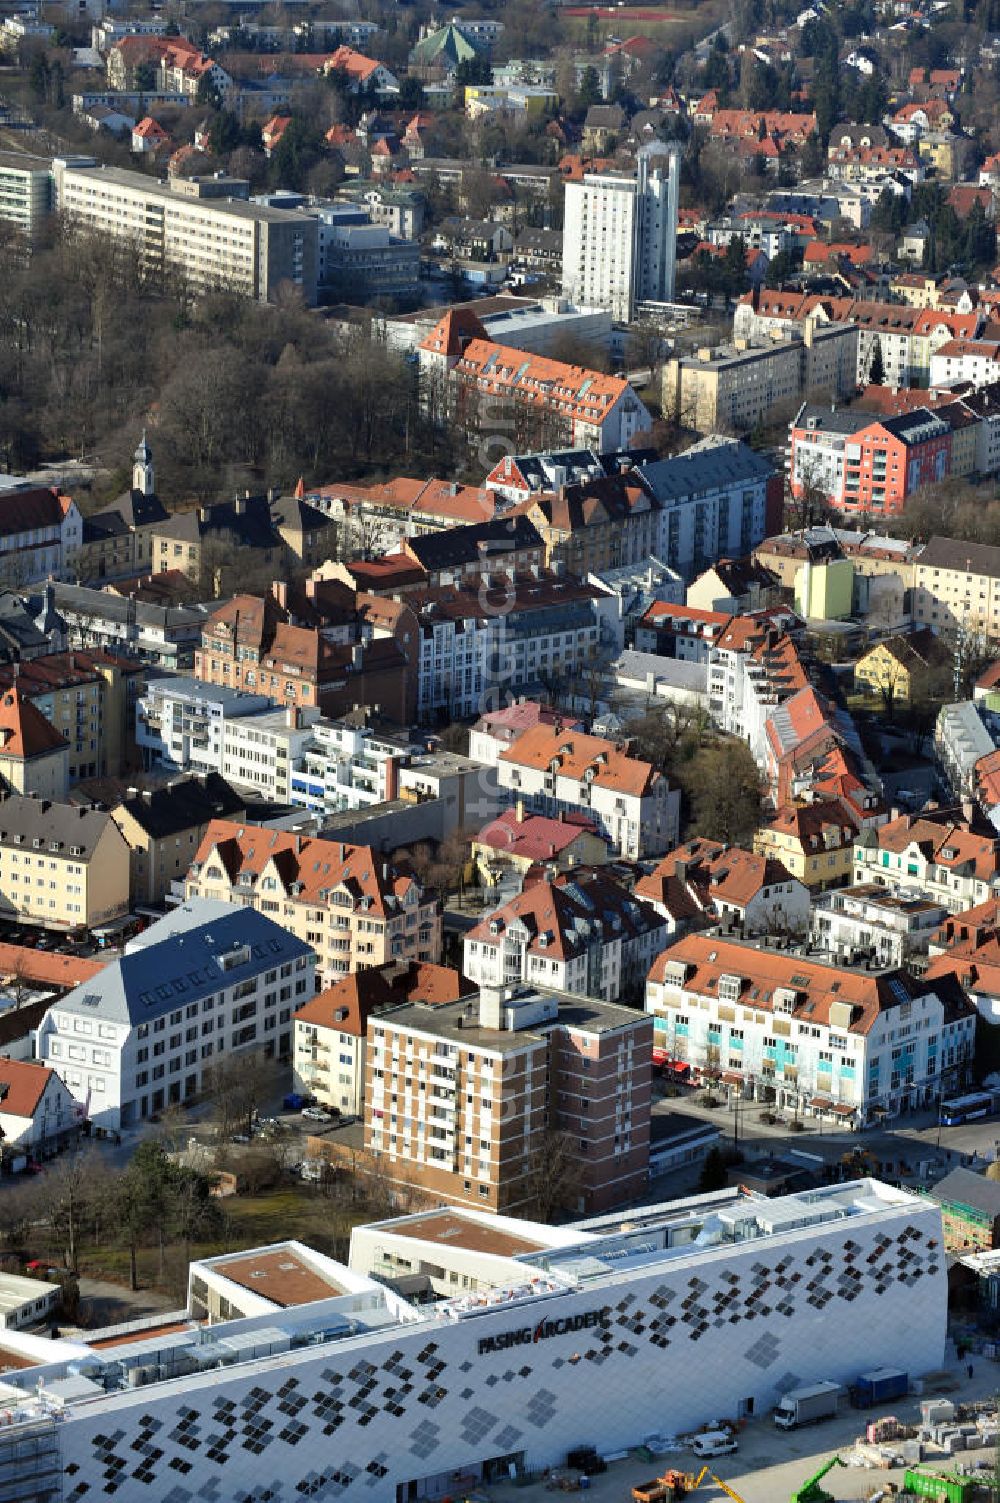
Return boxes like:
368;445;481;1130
52;156;318;304
0;1181;945;1502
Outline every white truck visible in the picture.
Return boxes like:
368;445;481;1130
774;1381;842;1430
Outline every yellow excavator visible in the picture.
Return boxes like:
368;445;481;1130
635;1467;748;1501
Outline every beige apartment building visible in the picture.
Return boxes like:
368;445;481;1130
0;686;69;799
663;321;859;435
110;774;245;906
911;534;1000;633
293;962;472;1116
365;984;653;1217
185;820;442;988
52;157;318;305
0;651;147;783
0;794;130;932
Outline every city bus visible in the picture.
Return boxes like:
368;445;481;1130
939;1092;998;1127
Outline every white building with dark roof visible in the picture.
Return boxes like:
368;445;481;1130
36;899;315;1128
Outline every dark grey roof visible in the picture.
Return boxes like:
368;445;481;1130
502;447;660;494
269;494;331;533
793;405;871;437
514;227;563;253
929;1166;1000;1218
51;581;208;631
640;438;773;504
0;794;118;860
114;774;245;841
85;491;170;543
584;104;625;129
0;593;50;657
154;495;280;551
917;535;1000;579
881;408;948;444
82;510;130;544
113;491;170;530
406;515;543;571
53;900;312;1026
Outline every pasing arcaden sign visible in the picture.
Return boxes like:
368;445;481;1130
477;1306;612;1356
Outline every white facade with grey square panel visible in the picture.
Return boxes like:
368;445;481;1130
0;1179;946;1503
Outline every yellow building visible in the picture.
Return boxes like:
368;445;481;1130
110;774;245;906
918;133;961;178
464;84;558;119
662;320;858;435
0;652;147;783
0;793;131;931
890;272;940;309
271;491;340;571
754;798;857;891
853;629;950;708
940;400;978;478
794;557;855;620
913;535;1000;633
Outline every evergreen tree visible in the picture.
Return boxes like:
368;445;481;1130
28;53;49;104
699;1147;730;1193
868;337;885;386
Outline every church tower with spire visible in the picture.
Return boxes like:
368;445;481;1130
133;432;155;498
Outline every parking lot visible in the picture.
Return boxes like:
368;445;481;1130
479;1344;998;1503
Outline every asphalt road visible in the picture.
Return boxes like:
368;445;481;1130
659;1087;1000;1187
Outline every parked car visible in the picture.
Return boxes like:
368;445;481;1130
301;1106;333;1123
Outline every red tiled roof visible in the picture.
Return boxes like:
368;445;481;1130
467;869;664;958
499;722;658;798
418;308;489;359
0;943;104;989
649;932;953;1035
324;44;382;82
450;339;635;426
0;686;67;761
637;838;797;914
475;807;600;862
0;1058;60;1120
191;821;426;916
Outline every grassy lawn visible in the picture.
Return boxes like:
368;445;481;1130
66;1184;375;1303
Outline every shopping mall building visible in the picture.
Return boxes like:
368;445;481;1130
0;1178;945;1503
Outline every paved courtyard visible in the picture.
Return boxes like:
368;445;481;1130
478;1342;997;1503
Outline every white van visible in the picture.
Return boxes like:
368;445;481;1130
690;1432;738;1459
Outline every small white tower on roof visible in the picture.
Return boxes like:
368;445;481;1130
133;431;154;498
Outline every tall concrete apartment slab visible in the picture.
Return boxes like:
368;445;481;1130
562;141;681;322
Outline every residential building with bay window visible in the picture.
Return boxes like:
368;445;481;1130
184;820;441;988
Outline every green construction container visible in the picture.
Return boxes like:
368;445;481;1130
902;1468;973;1503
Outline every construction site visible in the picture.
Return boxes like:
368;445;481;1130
479;1356;1000;1503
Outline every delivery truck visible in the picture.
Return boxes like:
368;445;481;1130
774;1381;842;1430
852;1367;908;1408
